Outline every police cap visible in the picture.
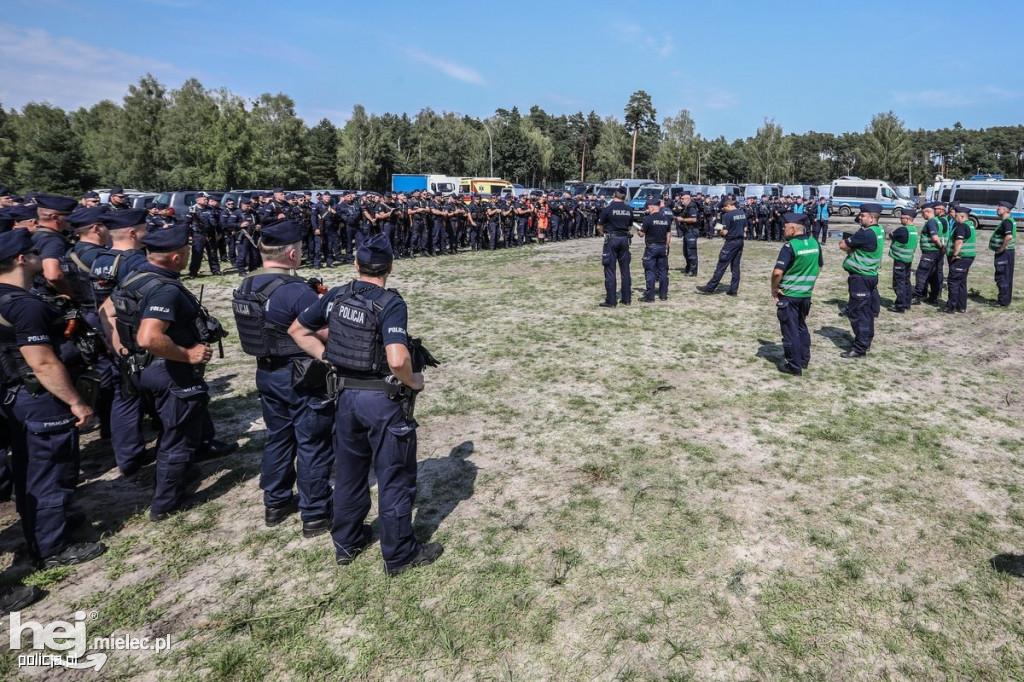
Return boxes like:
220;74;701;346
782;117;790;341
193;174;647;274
141;224;189;252
272;187;285;194
240;197;252;205
953;205;972;215
782;212;810;227
0;229;35;261
9;205;38;222
100;208;150;230
357;232;393;265
920;202;935;210
646;199;660;207
901;209;917;219
82;190;99;200
34;194;79;213
997;200;1014;209
259;219;303;246
858;203;883;215
108;187;125;196
285;192;296;200
322;191;332;199
0;186;9;197
67;206;111;229
154;201;169;209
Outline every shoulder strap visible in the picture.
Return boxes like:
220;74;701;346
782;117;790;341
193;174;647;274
0;290;36;328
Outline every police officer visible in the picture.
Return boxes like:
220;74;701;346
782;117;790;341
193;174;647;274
221;197;238;263
311;192;335;269
945;205;977;314
0;229;106;566
289;233;442;575
771;213;823;376
676;193;699;276
107;187;131;211
887;209;918;312
339;191;362;263
187;193;222;278
638;199;672;302
30;194;78;297
109;224;236;520
838;203;884;358
232;221;333;535
697;197;746;296
912;202;944;306
234;198;261;276
813;197;830;244
990;200;1016;307
93;211;151;476
596;188;633;307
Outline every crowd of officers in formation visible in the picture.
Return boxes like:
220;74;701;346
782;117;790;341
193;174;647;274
0;181;1015;611
0;184;450;611
598;187;1015;376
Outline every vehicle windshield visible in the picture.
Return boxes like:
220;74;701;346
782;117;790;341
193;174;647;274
436;183;454;194
596;187;617;197
632;187;663;201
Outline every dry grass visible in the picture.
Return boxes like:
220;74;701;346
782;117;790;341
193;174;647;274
2;220;1023;681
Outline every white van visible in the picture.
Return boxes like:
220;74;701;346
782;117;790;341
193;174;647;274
783;184;818;200
828;178;916;217
595;178;655;204
948;180;1024;227
744;184;782;199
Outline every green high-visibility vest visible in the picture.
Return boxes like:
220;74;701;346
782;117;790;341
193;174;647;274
989;217;1017;251
779;236;822;298
936;215;952;247
952;222;977;258
920;217;942;252
889;224;919;263
843;224;884;276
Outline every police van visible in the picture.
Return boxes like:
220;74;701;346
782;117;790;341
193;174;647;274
706;184;743;198
828;178;916;217
595;179;654;205
628;183;696;220
948;180;1024;227
744;184;782;199
783;184;819;200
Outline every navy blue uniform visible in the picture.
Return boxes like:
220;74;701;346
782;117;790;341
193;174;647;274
774;238;824;373
244;271;333;522
187;206;221;276
704;208;747;294
92;247;150;472
946;222;975;312
598;201;633;306
30;227;69;296
993;217;1015;306
116;264;215;515
677;202;700;275
843;228;880;355
914;217;944;303
0;286;82;560
640;211;672;301
296;282;422;570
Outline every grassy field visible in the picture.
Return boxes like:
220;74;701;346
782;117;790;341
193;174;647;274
2;222;1023;681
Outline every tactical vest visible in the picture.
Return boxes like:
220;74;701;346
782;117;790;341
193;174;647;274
779;237;822;298
955;223;978;258
889;224;919;263
990;218;1017;251
322;282;399;378
843;225;884;276
0;290;82;389
232;271;307;358
111;272;222;353
61;243;105;310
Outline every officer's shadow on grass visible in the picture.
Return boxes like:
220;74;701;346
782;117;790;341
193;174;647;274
755;338;786;372
990;553;1024;577
815;326;854;350
413;441;477;541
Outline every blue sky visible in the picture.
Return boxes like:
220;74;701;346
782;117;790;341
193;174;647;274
3;0;1022;141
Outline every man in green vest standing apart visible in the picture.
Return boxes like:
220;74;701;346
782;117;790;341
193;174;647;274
838;203;884;358
990;200;1016;307
771;213;823;375
887;208;919;312
945;204;977;313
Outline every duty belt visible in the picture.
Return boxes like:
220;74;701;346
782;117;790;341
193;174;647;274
256;355;301;369
336;376;389;391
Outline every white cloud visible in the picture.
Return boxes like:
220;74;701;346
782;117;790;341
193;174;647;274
620;23;674;58
404;48;488;86
0;24;189;110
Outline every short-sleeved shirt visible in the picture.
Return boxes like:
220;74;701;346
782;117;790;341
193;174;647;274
921;218;940;243
297;280;409;350
720;208;747;240
845;227;878;252
598;201;632;235
640;212;672;245
950;222;972;245
678;202;699;228
128;263;203;349
890;225;909;244
0;284;64;349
